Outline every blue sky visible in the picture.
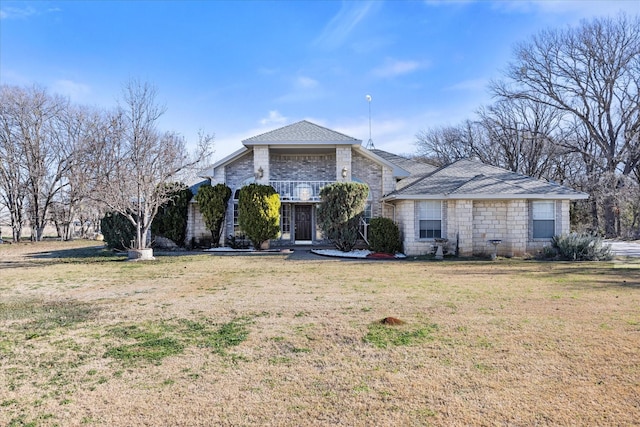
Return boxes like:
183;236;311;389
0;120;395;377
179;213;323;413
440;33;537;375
1;1;638;161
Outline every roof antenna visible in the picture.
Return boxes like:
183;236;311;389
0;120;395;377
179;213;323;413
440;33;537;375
365;94;374;149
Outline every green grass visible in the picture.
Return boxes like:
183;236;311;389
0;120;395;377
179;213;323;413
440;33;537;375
363;322;439;348
104;317;253;365
1;240;639;426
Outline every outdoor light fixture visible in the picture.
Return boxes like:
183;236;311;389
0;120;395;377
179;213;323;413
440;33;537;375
256;166;264;179
342;166;348;178
295;184;312;201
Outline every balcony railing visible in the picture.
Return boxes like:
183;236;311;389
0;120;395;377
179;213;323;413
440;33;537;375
269;180;334;202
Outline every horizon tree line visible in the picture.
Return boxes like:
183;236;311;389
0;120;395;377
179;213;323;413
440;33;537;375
0;79;212;246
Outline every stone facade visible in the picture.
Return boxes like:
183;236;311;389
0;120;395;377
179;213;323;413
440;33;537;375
185;202;211;247
187;121;583;253
352;152;383;217
393;198;571;257
270;154;336;181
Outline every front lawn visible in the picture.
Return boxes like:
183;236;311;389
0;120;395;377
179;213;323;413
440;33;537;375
1;241;638;426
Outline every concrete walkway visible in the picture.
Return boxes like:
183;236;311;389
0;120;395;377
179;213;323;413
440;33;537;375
607;240;640;257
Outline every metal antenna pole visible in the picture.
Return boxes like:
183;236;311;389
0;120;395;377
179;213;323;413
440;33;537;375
366;94;374;149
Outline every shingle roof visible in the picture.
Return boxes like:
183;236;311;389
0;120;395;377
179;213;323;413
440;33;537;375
370;149;437;176
243;120;361;144
384;159;588;200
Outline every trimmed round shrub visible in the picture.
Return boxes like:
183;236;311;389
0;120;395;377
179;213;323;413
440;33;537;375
368;217;402;254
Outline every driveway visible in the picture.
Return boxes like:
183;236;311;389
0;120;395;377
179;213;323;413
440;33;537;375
607;240;640;257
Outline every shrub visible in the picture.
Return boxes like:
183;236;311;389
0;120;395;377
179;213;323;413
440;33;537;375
225;234;251;249
194;183;232;247
368;217;402;254
151;184;193;246
551;232;613;261
317;182;369;252
238;184;281;249
101;211;136;250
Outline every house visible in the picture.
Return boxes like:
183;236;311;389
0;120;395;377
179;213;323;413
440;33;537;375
187;120;588;257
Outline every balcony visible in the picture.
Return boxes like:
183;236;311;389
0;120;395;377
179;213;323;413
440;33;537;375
269;180;334;202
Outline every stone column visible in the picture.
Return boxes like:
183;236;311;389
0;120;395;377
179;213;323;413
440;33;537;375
253;146;270;184
336;146;352;181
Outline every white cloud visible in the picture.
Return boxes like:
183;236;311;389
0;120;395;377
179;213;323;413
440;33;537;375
51;79;91;102
313;1;379;49
445;78;488;92
372;58;427;78
295;76;319;89
0;5;37;19
0;4;61;20
259;110;288;126
275;75;327;103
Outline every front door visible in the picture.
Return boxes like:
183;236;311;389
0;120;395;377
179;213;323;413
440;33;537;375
295;205;312;241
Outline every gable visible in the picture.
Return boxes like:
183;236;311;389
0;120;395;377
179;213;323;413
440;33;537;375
242;120;361;146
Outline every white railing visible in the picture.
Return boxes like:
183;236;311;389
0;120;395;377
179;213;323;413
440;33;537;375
359;217;369;245
270;180;334;202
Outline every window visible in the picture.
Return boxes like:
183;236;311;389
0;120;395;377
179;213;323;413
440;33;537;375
232;189;241;234
532;201;555;238
418;201;442;239
353;177;372;223
280;204;291;240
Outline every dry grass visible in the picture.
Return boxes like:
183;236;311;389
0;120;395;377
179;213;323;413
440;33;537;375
0;240;638;426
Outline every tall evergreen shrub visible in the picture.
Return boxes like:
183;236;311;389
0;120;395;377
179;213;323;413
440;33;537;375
317;182;369;252
151;184;193;246
101;211;136;250
238;183;281;249
194;183;232;247
368;217;402;254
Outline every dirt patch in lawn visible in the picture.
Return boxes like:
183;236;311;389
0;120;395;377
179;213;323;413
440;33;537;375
0;240;638;426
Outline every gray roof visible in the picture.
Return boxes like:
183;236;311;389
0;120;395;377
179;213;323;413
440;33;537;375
383;159;588;200
243;120;361;145
370;149;437;176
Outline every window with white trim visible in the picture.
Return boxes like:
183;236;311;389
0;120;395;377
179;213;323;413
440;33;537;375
280;204;291;240
532;201;555;238
418;201;442;239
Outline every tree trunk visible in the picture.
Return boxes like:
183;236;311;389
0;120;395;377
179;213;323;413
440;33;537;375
603;196;617;238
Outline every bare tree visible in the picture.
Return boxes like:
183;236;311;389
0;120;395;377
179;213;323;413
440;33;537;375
93;79;212;252
415;120;490;166
477;98;567;179
0;86;27;241
0;85;75;241
492;14;640;236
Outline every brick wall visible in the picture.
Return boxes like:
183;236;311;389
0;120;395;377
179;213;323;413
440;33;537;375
185;202;214;247
352;151;383;217
270;154;336;181
447;200;473;256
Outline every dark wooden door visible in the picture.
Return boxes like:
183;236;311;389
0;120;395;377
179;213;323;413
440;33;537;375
295;205;312;241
